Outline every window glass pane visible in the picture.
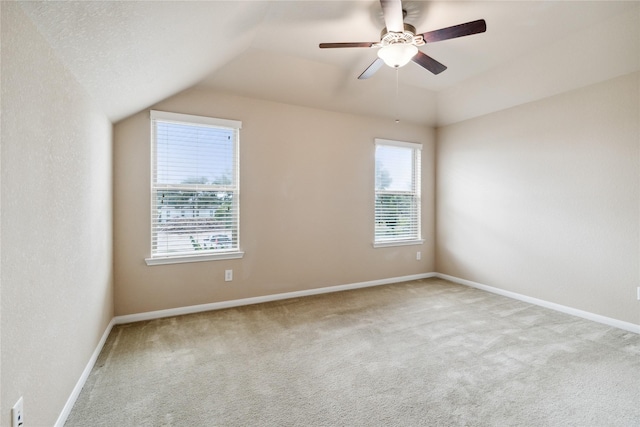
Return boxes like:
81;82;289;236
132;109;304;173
156;122;235;185
375;145;413;192
375;194;419;241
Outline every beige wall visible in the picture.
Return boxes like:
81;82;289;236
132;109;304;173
436;72;640;325
114;88;435;316
1;3;114;426
1;2;637;424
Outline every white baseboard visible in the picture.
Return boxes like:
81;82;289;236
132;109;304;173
114;273;436;324
57;273;434;425
54;318;115;427
58;271;638;425
436;273;640;334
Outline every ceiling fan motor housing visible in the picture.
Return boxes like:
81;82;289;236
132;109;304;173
377;23;425;48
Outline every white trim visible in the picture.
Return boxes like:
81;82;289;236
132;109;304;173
145;251;245;266
436;273;640;335
116;272;639;333
150;110;241;129
58;272;638;425
114;273;437;324
373;239;425;248
374;138;422;150
54;318;115;427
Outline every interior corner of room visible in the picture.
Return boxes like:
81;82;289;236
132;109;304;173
1;0;639;425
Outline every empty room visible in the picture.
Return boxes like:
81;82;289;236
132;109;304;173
1;0;639;426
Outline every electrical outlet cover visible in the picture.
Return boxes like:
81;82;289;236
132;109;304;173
12;396;24;427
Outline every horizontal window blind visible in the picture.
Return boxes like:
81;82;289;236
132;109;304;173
150;110;241;258
374;139;421;243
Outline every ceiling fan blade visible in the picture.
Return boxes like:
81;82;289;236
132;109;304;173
380;0;404;33
319;42;375;49
421;19;487;43
358;58;384;80
411;51;447;75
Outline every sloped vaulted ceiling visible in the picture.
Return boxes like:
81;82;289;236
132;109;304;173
19;1;640;126
18;1;269;122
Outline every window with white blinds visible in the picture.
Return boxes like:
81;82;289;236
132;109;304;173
374;138;422;246
147;110;242;264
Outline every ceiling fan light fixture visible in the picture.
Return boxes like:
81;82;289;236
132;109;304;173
377;43;418;68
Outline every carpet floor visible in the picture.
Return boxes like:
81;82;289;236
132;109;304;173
65;278;640;426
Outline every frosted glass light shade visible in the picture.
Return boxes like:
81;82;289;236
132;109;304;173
377;44;418;68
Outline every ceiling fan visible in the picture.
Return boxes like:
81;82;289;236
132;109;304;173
319;0;486;79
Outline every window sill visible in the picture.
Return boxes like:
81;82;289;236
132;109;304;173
373;239;424;248
145;251;245;266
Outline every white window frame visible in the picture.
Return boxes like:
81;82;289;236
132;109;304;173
373;138;424;248
145;110;244;266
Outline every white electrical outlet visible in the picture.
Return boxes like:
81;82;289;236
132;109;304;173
225;270;233;282
12;397;23;427
416;251;421;261
637;286;640;301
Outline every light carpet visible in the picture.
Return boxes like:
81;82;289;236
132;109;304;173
65;278;640;426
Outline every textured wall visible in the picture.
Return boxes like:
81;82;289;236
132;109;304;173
436;72;640;325
113;88;435;316
1;3;114;426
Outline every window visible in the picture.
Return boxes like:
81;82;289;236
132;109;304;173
374;138;423;247
146;110;243;265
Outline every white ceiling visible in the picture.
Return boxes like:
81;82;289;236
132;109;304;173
19;1;640;126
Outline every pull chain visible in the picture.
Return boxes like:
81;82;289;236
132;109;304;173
395;67;400;124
